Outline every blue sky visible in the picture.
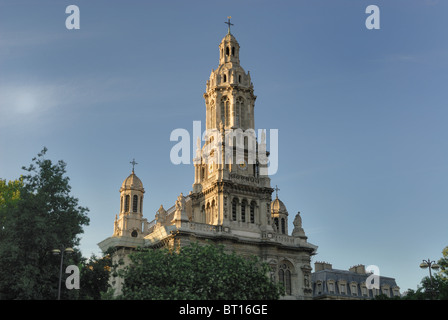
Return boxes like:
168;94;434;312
1;0;447;293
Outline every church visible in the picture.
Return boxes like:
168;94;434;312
98;19;318;300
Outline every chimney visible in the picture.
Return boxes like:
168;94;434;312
349;264;366;274
314;261;332;272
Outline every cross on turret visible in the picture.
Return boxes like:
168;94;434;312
274;185;280;199
130;158;138;173
224;16;234;34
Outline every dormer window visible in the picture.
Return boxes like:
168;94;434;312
381;285;390;297
361;285;368;297
316;281;323;295
350;282;358;296
327;281;335;294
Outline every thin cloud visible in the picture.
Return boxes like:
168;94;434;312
0;77;136;129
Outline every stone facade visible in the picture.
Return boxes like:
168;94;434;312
98;26;318;300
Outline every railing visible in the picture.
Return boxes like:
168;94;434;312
145;218;300;246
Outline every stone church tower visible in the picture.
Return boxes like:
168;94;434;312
99;21;318;299
113;164;146;239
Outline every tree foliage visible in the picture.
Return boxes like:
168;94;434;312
119;242;282;300
0;178;23;227
0;148;90;299
78;253;112;300
399;246;448;300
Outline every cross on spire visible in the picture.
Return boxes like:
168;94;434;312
225;16;234;34
130;158;138;173
274;185;280;199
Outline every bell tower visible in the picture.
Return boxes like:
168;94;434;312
191;19;274;234
204;18;256;132
113;159;145;239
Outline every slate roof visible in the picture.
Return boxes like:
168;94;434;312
312;268;400;299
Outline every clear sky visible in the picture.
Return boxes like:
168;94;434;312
1;0;447;293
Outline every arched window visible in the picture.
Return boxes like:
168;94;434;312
223;74;227;83
210;100;215;128
206;203;211;224
236;97;244;127
131;230;138;238
279;263;292;295
285;270;291;295
140;197;143;213
232;46;235;56
226;47;229;56
241;200;247;222
125;195;130;212
211;199;216;224
120;196;123;213
238;75;241;83
133;195;138;213
278;269;284;287
235;103;240;127
281;218;286;234
274;217;279;231
221;97;230;126
250;202;255;223
232;198;238;221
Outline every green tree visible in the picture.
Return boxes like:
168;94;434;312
119;242;282;300
0;178;23;227
402;275;448;300
401;246;448;300
78;253;112;300
0;148;90;299
439;246;448;281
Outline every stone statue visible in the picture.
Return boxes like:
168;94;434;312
174;192;188;222
176;193;185;212
304;273;310;288
292;211;307;239
293;211;302;228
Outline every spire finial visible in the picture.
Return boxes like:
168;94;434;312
224;16;234;34
274;185;280;199
130;158;138;173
